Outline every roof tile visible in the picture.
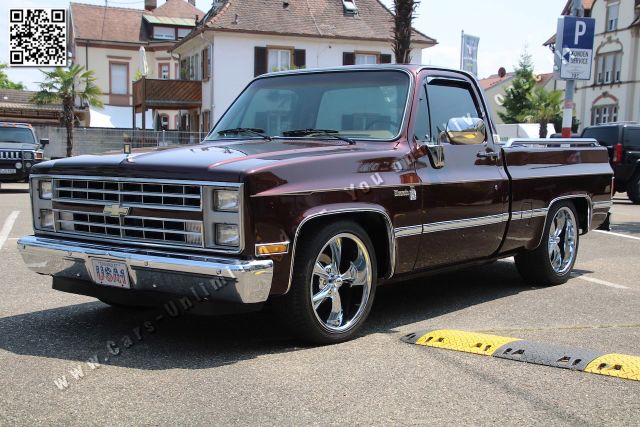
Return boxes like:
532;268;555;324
200;0;436;45
71;0;204;43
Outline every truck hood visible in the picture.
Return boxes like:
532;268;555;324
32;139;366;182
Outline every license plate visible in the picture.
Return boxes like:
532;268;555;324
0;169;16;174
90;259;130;289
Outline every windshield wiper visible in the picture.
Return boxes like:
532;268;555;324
216;128;272;141
281;129;355;145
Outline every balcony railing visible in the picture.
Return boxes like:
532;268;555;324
132;77;202;110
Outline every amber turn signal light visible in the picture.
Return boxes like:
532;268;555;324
255;242;289;256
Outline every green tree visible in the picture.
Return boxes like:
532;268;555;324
524;87;563;138
32;65;103;157
0;63;26;90
498;50;536;123
392;0;420;64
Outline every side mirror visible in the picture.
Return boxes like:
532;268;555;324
39;138;49;146
445;117;486;145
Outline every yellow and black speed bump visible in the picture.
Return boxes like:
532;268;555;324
402;329;640;382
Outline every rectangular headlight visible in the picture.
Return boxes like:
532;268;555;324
213;190;239;212
39;209;54;229
39;180;53;200
215;224;239;246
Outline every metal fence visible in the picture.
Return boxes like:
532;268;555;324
33;126;209;158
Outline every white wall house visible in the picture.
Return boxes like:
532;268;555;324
573;0;640;128
69;0;205;129
171;0;436;130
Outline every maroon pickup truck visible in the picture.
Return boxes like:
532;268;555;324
18;65;613;344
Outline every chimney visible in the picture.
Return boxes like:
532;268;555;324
188;0;196;6
144;0;157;10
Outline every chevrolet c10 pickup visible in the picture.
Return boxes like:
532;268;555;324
18;65;614;344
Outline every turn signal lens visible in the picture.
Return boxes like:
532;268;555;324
35;151;44;161
256;243;289;256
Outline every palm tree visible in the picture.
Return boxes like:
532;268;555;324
392;0;420;64
32;65;103;157
525;87;563;138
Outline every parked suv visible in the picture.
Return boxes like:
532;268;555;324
0;122;48;186
581;122;640;203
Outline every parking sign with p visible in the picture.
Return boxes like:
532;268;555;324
555;16;596;80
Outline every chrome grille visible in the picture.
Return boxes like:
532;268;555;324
0;150;22;160
53;178;202;209
54;210;203;247
49;177;205;248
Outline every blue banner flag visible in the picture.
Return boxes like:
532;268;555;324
461;32;480;77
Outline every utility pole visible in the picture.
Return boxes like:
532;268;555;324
562;0;584;138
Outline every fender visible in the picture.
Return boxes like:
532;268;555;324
286;203;395;293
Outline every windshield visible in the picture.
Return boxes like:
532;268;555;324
207;70;411;141
0;127;36;144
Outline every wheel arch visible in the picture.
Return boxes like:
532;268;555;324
286;206;395;294
532;194;592;250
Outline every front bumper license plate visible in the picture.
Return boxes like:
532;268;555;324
0;169;16;174
90;259;130;289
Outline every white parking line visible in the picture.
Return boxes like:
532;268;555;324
0;211;20;250
594;230;640;241
573;274;629;290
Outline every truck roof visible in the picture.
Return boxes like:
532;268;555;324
261;64;479;82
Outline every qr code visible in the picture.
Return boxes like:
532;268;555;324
9;9;67;67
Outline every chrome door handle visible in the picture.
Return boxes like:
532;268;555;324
477;151;499;159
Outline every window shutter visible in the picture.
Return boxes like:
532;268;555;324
380;54;392;64
202;48;209;80
254;47;268;77
293;49;306;69
343;52;355;65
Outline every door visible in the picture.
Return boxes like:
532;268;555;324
413;70;509;269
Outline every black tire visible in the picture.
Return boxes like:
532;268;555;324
627;174;640;204
515;201;580;286
273;220;377;345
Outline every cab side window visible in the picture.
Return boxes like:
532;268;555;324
426;78;483;144
624;128;640;148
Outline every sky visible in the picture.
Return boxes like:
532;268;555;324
1;0;565;90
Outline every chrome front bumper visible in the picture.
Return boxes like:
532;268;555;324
17;236;273;304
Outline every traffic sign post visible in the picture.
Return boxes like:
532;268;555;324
555;1;595;138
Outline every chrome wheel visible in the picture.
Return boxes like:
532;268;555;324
310;233;373;333
547;207;577;274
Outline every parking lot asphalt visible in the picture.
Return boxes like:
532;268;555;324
0;183;638;426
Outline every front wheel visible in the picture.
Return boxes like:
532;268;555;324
274;221;377;344
515;201;579;286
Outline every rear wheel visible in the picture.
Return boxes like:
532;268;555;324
515;201;579;286
274;221;377;344
627;174;640;204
